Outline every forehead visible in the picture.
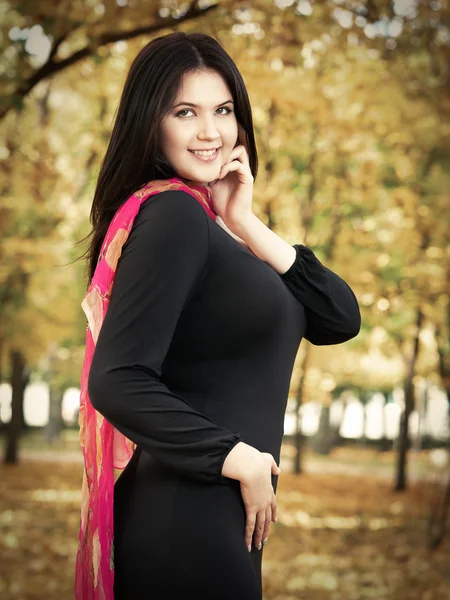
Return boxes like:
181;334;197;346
176;70;231;102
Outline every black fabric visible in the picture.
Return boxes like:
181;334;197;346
88;190;360;599
279;244;361;345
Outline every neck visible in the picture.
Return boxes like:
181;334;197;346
181;178;210;189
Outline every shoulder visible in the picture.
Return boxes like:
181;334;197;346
121;189;210;259
136;189;209;229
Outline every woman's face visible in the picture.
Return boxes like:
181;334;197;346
160;70;239;186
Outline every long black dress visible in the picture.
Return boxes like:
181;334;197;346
88;189;361;599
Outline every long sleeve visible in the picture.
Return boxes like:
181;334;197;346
280;244;361;346
88;191;243;484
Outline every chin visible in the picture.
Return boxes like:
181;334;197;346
182;169;220;186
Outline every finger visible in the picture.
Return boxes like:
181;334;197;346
219;159;244;175
226;145;250;168
230;141;248;157
219;160;253;182
235;143;250;164
272;458;281;475
271;492;277;524
245;510;256;552
253;510;266;549
262;505;272;546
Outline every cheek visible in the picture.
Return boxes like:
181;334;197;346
169;133;191;153
159;122;183;152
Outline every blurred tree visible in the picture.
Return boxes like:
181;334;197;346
1;0;220;119
4;350;29;464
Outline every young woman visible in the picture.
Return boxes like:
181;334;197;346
75;31;361;600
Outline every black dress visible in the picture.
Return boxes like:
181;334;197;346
88;190;360;599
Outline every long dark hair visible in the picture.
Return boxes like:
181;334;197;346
78;31;258;284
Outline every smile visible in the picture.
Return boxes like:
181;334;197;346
188;148;220;162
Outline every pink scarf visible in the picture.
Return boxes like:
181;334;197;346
74;177;217;600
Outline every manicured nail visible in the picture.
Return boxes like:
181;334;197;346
262;538;268;545
274;517;278;524
257;542;262;550
247;544;251;552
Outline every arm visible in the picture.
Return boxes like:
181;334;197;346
279;244;361;345
88;191;243;484
230;214;361;346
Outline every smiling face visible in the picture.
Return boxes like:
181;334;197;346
160;70;239;186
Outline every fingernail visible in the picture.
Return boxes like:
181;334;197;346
247;544;251;552
262;538;268;545
257;542;262;550
274;517;278;524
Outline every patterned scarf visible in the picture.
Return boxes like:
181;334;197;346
74;177;218;600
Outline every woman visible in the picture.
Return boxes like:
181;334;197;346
75;31;361;600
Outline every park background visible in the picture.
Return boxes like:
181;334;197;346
1;0;449;598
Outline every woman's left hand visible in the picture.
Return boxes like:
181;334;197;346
209;136;254;229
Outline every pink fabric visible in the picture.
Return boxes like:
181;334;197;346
75;178;217;600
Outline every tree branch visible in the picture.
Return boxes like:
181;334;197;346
2;0;219;120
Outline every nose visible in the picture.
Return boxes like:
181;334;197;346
197;115;220;141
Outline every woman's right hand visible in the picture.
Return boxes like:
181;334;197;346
222;443;281;551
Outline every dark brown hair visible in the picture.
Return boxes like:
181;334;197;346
78;31;258;284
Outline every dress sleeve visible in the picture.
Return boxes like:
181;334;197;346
280;244;361;346
88;190;243;485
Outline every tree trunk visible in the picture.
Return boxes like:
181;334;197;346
378;391;391;451
361;389;369;446
292;393;303;474
0;335;4;382
395;309;423;491
292;344;312;474
4;350;27;464
45;386;64;444
330;393;346;448
311;403;333;456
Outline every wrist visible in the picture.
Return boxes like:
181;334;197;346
221;441;261;481
229;212;258;240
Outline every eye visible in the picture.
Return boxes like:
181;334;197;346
217;106;233;115
176;106;233;118
176;109;193;118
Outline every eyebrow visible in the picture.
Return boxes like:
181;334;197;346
172;99;234;109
